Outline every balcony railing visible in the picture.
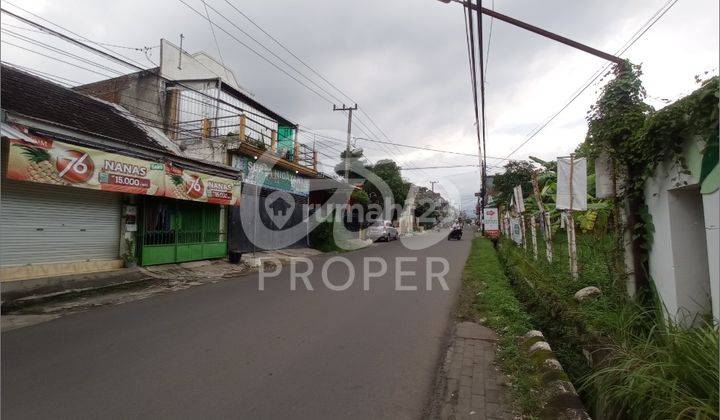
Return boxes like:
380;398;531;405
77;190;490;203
170;114;316;171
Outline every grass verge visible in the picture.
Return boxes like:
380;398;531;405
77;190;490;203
498;233;719;420
458;236;541;416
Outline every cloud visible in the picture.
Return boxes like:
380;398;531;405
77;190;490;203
2;0;718;201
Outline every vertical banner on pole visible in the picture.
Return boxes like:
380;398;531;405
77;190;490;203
557;155;585;280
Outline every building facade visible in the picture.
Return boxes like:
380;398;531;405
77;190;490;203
1;65;241;281
74;40;320;255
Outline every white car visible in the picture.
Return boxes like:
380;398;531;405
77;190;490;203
367;220;399;242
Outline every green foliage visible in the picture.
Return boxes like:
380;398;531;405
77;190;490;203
498;232;719;420
459;237;540;415
585;61;652;163
349;188;369;207
308;210;340;252
335;148;369;180
585;64;719;255
581;316;719;420
492;160;537;207
363;159;410;220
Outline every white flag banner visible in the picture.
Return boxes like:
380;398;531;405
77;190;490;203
594;152;614;199
556;157;587;211
513;185;525;213
510;217;523;244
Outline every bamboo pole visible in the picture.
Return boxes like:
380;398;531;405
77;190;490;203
544;212;553;263
530;213;538;260
532;172;553;263
567;154;578;280
521;214;527;251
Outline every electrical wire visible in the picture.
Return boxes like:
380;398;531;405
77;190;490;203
502;0;681;160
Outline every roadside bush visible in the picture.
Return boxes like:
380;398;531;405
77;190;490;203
309;212;339;252
498;233;719;420
583;313;718;420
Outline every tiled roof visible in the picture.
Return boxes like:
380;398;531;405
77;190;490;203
1;64;169;153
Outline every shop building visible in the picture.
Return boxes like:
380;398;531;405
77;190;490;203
1;65;241;282
73;40;321;254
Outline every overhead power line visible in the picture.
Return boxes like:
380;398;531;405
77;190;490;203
502;0;681;160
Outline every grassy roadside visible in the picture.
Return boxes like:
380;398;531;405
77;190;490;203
457;236;541;416
498;234;719;419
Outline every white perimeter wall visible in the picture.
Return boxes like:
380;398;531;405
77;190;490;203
645;141;718;324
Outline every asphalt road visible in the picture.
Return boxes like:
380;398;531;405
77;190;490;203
2;230;472;419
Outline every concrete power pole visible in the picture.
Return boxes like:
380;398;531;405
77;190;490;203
430;180;438;193
333;104;358;181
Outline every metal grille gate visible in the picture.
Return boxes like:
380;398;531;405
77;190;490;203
139;197;226;266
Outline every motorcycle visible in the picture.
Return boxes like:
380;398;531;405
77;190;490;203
448;227;463;240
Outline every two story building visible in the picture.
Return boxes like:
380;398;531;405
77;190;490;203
75;39;320;255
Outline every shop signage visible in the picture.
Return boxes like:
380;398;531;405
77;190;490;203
483;207;500;238
233;155;309;196
4;125;241;206
6;134;164;196
164;164;241;205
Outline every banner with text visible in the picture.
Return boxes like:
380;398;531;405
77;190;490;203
233;155;309;196
164;164;241;205
6;133;165;196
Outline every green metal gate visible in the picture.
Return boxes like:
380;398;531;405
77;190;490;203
139;197;227;266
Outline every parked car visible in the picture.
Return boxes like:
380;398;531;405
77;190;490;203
367;220;399;242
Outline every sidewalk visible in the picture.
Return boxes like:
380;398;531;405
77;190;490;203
1;247;324;331
438;322;514;420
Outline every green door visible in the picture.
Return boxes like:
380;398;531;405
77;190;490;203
139;198;227;266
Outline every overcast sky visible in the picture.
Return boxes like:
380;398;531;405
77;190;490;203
2;0;718;212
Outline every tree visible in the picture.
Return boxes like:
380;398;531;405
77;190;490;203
363;159;410;220
334;148;369;182
491;160;536;207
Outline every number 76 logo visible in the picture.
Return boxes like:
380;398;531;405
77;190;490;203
56;150;95;183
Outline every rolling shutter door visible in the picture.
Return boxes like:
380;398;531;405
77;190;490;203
0;179;121;266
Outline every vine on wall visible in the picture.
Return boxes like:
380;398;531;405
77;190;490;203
583;59;719;295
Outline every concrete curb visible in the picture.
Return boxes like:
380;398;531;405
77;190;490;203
521;330;592;420
1;268;149;305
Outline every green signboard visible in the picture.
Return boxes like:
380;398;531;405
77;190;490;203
277;126;295;161
233;155;309;196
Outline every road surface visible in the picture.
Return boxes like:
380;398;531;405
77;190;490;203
2;231;472;419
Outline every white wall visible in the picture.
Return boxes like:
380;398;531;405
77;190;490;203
702;190;719;321
159;39;244;93
645;141;717;325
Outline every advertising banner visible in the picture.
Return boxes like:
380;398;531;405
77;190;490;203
483;207;500;238
6;133;164;196
164;164;241;205
4;124;241;206
233;155;309;196
512;185;525;213
556;156;588;211
510;217;523;245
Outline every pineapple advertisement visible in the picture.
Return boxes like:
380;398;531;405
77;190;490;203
164;164;241;206
6;134;164;196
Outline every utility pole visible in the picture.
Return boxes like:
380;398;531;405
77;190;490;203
177;34;185;69
333;103;358;181
430;181;439;193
